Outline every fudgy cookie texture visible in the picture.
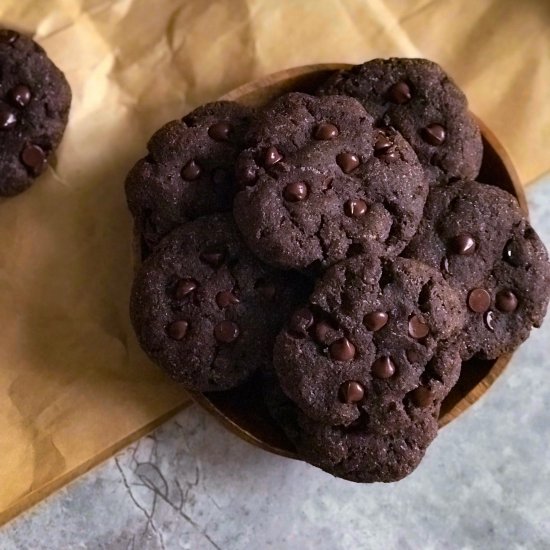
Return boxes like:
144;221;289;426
233;92;428;270
317;58;482;185
274;254;464;427
404;180;550;359
130;214;309;391
125;101;254;249
0;29;71;196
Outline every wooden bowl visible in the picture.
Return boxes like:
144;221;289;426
189;64;525;459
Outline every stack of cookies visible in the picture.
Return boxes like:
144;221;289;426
126;58;550;483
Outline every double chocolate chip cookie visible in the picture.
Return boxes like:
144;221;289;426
405;180;550;359
233;92;428;270
125;101;254;249
131;214;308;391
317;58;482;184
0;29;72;196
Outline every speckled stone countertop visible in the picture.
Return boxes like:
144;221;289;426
2;176;550;550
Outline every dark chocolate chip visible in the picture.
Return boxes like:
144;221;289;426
339;381;365;404
329;337;356;361
264;146;283;167
421;124;446;146
199;247;226;268
336;152;360;173
175;278;198;299
363;311;388;331
181;160;201;180
374;134;392;154
0;29;19;44
372;356;395;379
0;106;17;129
410;386;433;408
289;308;314;337
208;122;231;141
496;289;518;313
344;199;367;217
21;144;46;174
484;310;495;331
467;288;491;313
503;239;521;267
388;81;412;104
166;320;189;340
216;290;240;308
283;182;308;202
408;315;429;339
214;320;240;343
379;148;399;162
9;85;32;108
450;234;476;255
314;123;339;140
406;349;421;363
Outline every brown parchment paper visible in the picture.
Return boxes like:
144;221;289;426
1;0;550;525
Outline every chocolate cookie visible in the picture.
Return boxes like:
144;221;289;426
0;29;71;196
130;214;308;391
404;180;550;359
233;92;428;270
125;101;254;249
317;58;482;184
273;254;464;427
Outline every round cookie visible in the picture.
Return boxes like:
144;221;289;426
317;58;482;185
233;92;428;270
273;254;464;427
125;101;254;249
404;180;550;359
130;213;309;391
0;29;71;196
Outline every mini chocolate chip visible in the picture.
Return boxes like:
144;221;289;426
199;247;226;268
0;29;19;44
329;337;356;361
408;315;429;339
467;288;491;313
175;278;198;299
336;152;360;173
255;279;276;300
364;311;388;332
421;124;446;145
406;349;421;363
283;182;308;202
9;85;32;108
181;160;201;180
503;239;521;267
450;234;476;255
388;81;412;104
208;122;231;141
212;168;228;186
410;386;433;408
0;106;17;129
379;148;399;162
313;320;335;345
216;290;240;308
339;381;365;404
496;289;518;313
344;199;367;217
374;134;392;154
289;308;314;337
314;123;339;140
214;320;240;343
264;146;283;167
372;356;395;379
484;310;495;331
166;320;189;340
21;144;46;174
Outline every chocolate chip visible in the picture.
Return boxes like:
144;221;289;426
208;122;231;141
314;123;339;140
21;144;46;174
410;386;433;408
484;310;495;331
374;134;392;154
313;320;335;345
379;148;399;162
181;160;201;180
264;146;283;167
329;337;356;361
166;320;189;340
0;106;17;129
339;381;365;404
503;239;521;267
467;288;491;313
0;29;19;44
344;199;367;217
421;124;446;146
199;247;226;268
408;315;429;339
214;320;240;343
289;308;314;337
9;85;32;108
336;153;360;173
406;349;421;363
372;356;395;379
496;289;518;313
216;290;240;308
175;278;198;299
450;234;476;255
388;81;412;104
283;182;308;202
364;311;388;331
255;279;276;300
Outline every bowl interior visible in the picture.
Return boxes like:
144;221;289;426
190;64;525;458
